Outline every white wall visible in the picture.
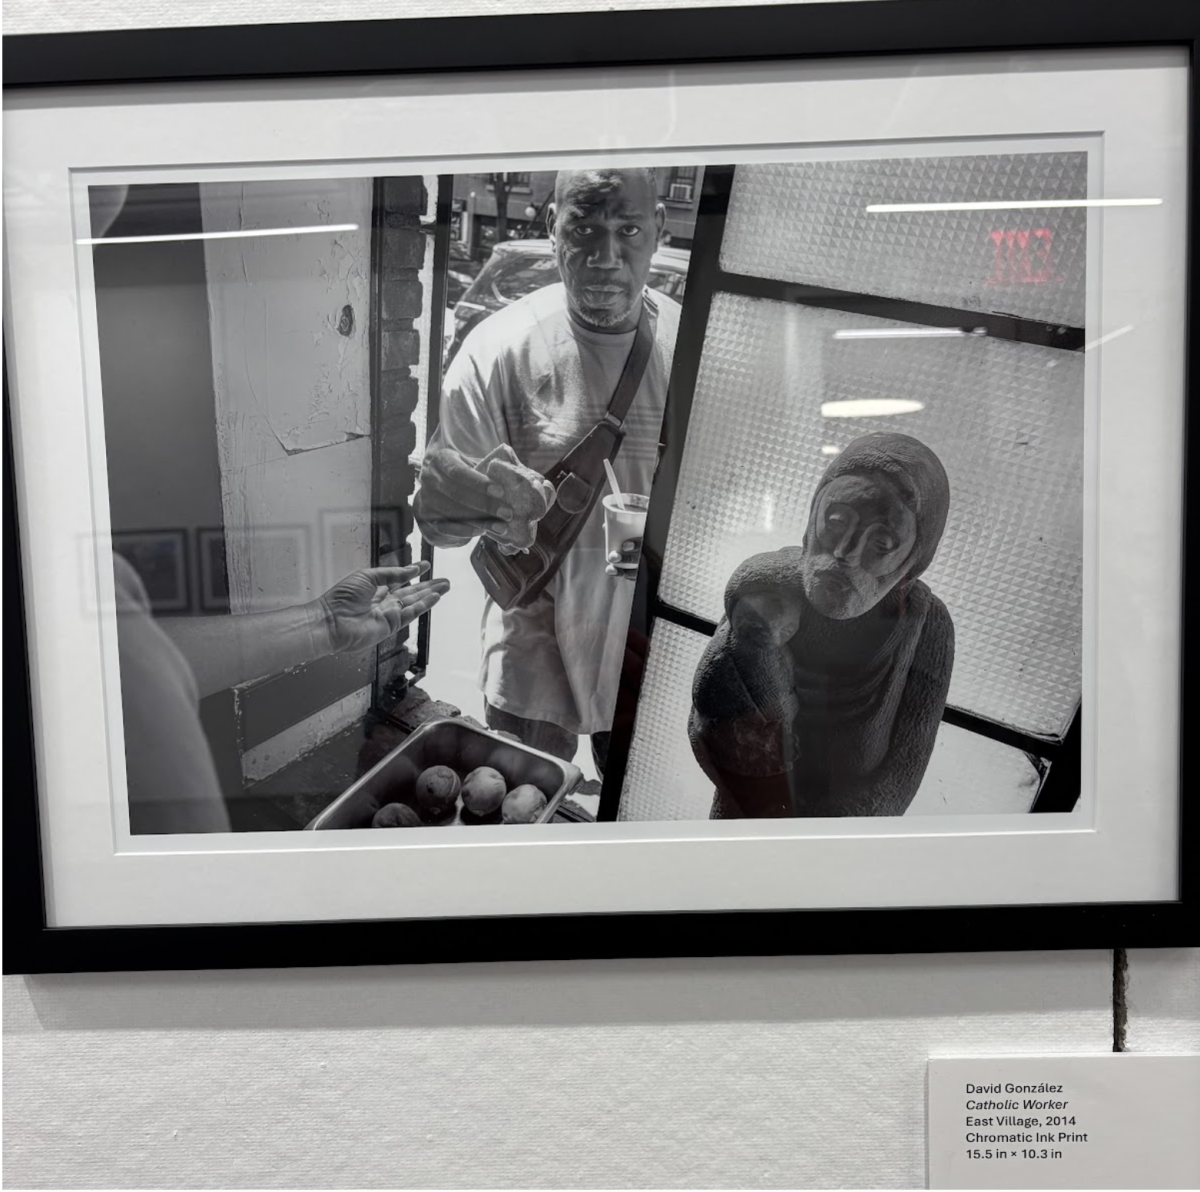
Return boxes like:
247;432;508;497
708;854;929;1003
4;2;1196;1188
2;954;1116;1188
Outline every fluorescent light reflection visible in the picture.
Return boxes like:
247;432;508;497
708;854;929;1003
820;445;842;456
76;223;360;246
822;399;924;419
1083;325;1134;351
866;198;1161;213
834;327;986;340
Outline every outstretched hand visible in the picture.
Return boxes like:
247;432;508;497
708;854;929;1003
317;561;450;653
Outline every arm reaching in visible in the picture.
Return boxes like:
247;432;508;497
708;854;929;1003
318;564;450;653
158;561;450;699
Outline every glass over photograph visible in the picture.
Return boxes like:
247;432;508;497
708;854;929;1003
88;148;1087;837
89;166;699;833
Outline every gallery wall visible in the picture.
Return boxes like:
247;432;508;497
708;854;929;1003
4;0;1198;1188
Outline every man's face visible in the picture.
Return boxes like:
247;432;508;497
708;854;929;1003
799;474;918;620
549;171;664;331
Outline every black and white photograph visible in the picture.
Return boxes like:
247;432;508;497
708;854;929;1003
90;149;1088;836
88;165;702;833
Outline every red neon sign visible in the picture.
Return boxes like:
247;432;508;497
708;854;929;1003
987;228;1057;284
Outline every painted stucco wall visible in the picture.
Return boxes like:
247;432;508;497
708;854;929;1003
4;949;1197;1188
0;954;1114;1188
200;179;374;614
3;1;1196;1188
198;179;376;778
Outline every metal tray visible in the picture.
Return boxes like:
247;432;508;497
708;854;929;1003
305;716;582;829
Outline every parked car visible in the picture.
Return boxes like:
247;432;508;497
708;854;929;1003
443;240;482;309
444;239;690;363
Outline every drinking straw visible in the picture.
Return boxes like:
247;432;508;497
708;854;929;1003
603;458;627;512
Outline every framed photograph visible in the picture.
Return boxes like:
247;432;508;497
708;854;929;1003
4;0;1197;974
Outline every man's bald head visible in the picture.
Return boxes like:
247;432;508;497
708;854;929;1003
547;167;666;332
553;168;658;210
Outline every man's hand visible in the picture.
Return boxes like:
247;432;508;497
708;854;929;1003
478;445;556;552
317;561;450;654
414;448;515;547
605;536;642;581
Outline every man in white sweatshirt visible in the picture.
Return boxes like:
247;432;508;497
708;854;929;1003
414;167;681;766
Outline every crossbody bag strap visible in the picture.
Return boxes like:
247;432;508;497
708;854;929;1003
603;291;658;429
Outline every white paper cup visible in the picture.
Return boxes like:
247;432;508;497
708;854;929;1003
602;493;649;568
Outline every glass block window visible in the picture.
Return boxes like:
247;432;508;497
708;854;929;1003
721;154;1087;326
612;153;1086;822
619;620;712;822
657;294;1083;739
618;621;1044;821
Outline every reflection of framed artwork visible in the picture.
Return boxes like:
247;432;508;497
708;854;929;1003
318;507;393;584
201;526;313;610
197;528;229;613
229;525;313;608
4;2;1197;974
111;529;190;613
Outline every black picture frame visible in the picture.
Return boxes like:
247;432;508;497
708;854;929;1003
111;529;191;614
4;0;1197;975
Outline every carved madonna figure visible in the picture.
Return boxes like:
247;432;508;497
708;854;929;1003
688;431;955;818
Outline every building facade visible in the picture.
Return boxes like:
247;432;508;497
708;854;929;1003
451;167;703;255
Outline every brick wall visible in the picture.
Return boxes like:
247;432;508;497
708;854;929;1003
374;176;428;711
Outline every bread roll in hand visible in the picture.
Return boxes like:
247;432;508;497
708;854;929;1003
476;445;555;552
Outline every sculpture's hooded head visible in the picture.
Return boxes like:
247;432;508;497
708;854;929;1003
800;432;950;621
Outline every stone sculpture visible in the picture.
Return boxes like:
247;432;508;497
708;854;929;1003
688;432;955;818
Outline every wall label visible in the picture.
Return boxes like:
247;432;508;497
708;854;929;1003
927;1055;1199;1189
